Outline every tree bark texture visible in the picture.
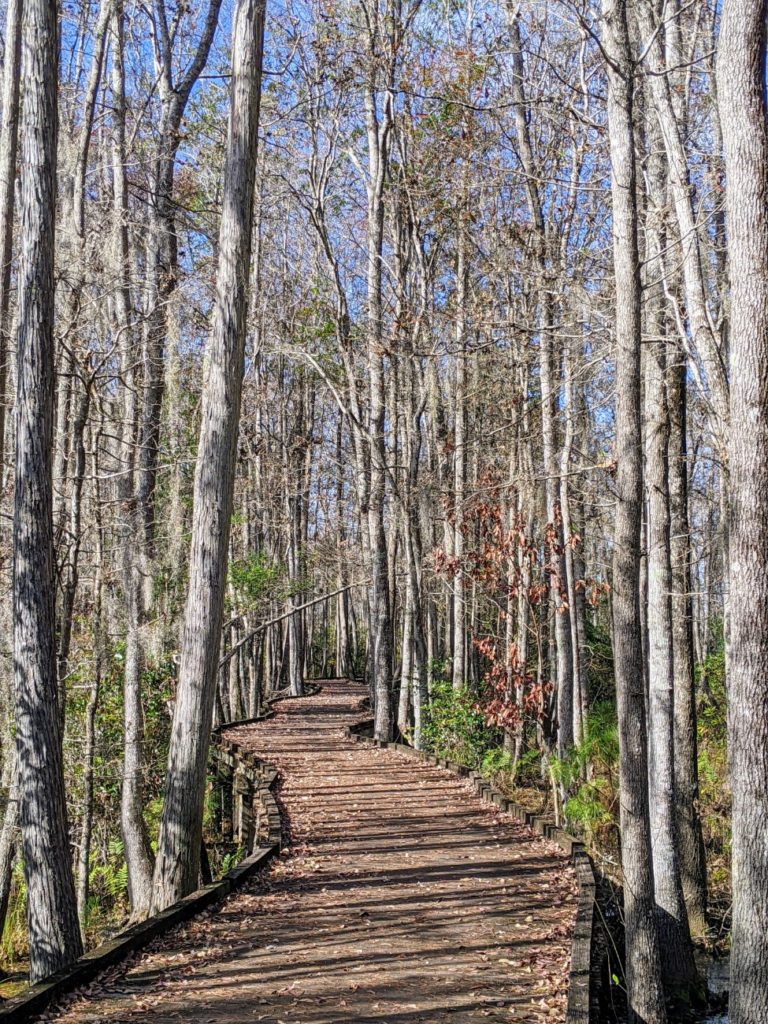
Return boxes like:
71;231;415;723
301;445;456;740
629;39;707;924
13;0;84;979
717;3;768;1020
602;1;666;1018
152;0;266;911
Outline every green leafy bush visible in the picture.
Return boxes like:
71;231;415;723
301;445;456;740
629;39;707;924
550;701;620;846
422;677;499;768
229;552;285;607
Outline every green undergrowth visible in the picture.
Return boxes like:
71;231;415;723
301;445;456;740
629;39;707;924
421;673;500;767
419;625;730;928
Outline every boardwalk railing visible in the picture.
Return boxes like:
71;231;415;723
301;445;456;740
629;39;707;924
208;727;283;858
0;728;283;1024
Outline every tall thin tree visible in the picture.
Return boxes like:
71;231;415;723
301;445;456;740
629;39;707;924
717;2;768;1020
13;0;83;980
152;0;267;910
602;0;666;1018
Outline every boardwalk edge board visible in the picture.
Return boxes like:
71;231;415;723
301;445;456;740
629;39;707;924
344;717;597;1024
0;851;279;1024
0;692;326;1023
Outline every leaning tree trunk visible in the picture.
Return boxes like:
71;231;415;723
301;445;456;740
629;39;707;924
636;0;728;445
506;6;573;757
717;3;768;1021
602;0;666;1019
152;0;266;911
13;0;83;979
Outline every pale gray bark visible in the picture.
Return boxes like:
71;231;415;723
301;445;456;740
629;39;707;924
507;7;572;755
602;0;666;1018
0;0;23;939
364;53;394;740
139;0;224;557
643;120;698;993
57;379;90;689
637;0;728;443
71;0;113;240
13;0;83;978
110;3;155;919
335;419;354;678
77;445;103;932
0;0;22;492
0;758;19;940
717;3;768;1020
451;217;467;692
152;0;266;910
559;335;584;746
667;356;707;935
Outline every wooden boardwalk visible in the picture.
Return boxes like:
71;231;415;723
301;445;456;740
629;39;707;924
41;680;577;1024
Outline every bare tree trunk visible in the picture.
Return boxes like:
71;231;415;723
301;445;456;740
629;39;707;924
602;1;666;1018
110;3;155;919
57;379;91;687
668;355;708;935
559;335;584;746
365;84;393;738
71;0;113;240
0;758;19;941
13;0;83;978
152;0;266;910
451;219;467;692
398;580;413;735
0;0;22;493
335;420;353;678
717;4;768;1020
77;444;103;933
507;7;572;755
637;0;728;443
0;0;23;940
643;119;698;995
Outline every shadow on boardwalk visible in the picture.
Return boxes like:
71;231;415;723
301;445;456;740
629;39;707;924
42;680;577;1024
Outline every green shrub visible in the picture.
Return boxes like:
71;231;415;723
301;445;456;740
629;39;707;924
551;701;619;845
422;677;499;768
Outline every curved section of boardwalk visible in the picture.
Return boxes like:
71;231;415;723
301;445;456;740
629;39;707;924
46;680;577;1024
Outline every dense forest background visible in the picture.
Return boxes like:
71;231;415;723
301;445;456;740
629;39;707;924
0;0;766;1021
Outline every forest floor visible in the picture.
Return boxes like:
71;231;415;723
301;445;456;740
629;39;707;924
39;680;578;1024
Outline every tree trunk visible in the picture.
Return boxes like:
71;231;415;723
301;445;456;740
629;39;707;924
13;0;83;978
152;0;266;911
451;218;467;692
636;0;728;444
717;4;768;1020
0;0;23;940
508;8;573;756
365;92;393;739
0;0;22;493
643;117;698;994
667;355;708;935
0;759;19;941
77;445;103;933
602;0;666;1018
110;3;155;919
